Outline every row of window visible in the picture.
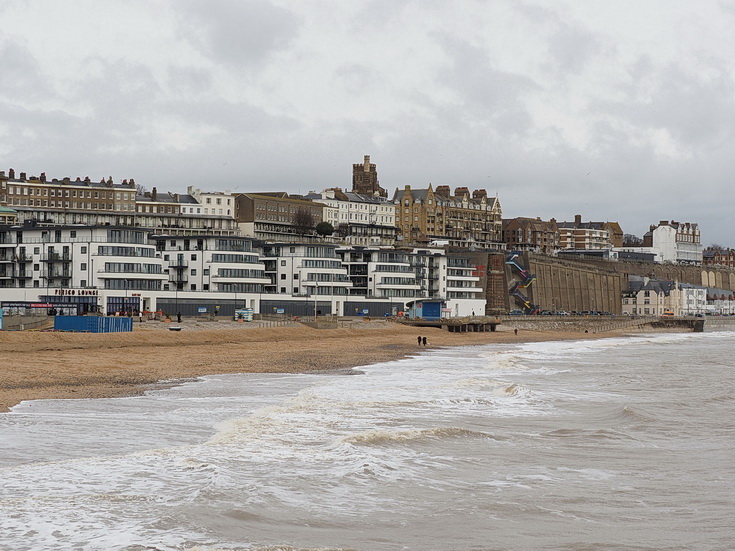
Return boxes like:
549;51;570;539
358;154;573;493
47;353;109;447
6;186;133;201
8;198;133;210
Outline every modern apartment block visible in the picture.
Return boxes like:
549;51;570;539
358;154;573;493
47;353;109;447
392;184;503;248
1;222;486;318
260;242;352;299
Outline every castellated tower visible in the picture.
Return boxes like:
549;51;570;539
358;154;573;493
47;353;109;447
352;155;387;197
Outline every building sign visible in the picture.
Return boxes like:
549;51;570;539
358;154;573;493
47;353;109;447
54;289;99;296
198;307;207;313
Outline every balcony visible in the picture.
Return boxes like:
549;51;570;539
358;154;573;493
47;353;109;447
41;253;71;262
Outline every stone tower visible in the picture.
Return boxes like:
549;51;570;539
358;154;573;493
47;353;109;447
352;154;386;197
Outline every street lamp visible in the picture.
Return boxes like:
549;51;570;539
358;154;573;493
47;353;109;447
314;281;319;321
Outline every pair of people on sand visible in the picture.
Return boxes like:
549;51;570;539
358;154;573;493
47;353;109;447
417;335;427;346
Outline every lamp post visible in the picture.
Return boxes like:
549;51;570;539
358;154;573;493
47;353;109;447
314;281;319;321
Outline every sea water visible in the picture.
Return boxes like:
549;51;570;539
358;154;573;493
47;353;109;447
1;331;733;551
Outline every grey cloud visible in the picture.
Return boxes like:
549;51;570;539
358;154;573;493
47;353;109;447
175;0;299;69
0;39;48;100
547;22;603;75
434;36;539;137
594;60;735;152
166;65;215;96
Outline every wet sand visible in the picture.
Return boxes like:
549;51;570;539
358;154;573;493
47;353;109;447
0;320;621;412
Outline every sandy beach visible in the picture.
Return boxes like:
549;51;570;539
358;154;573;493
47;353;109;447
0;319;618;412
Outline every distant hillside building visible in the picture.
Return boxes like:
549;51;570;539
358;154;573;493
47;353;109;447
392;184;503;248
234;193;326;242
556;215;622;250
303;188;397;246
1;168;137;226
352;155;387;198
643;220;702;265
702;246;734;268
502;217;559;255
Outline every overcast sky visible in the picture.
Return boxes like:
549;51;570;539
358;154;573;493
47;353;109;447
1;0;734;246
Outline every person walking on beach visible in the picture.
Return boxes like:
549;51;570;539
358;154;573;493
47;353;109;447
422;336;427;346
514;328;518;336
418;335;422;346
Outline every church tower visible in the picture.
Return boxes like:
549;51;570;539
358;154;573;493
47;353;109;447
352;155;386;197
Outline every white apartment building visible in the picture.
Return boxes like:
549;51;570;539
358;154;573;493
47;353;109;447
186;186;236;218
0;224;166;315
1;223;486;320
260;243;352;315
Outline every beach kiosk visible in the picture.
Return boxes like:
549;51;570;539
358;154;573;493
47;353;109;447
404;299;444;321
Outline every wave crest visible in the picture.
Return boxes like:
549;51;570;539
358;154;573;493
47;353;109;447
342;427;496;446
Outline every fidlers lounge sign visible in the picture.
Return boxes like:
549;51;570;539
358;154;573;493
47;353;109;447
53;289;99;296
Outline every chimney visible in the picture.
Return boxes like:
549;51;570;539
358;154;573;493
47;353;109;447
454;186;469;197
435;185;451;198
8;168;15;179
472;189;487;199
0;171;5;178
19;172;26;180
107;176;113;185
129;178;135;187
364;154;370;172
84;176;91;183
75;177;81;182
40;172;47;183
63;177;70;185
152;187;157;200
575;214;582;225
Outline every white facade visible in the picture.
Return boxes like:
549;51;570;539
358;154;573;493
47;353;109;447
261;243;352;307
186;186;236;219
679;283;707;316
306;189;396;246
649;221;703;264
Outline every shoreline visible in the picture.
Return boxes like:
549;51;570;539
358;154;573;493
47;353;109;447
1;321;631;412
